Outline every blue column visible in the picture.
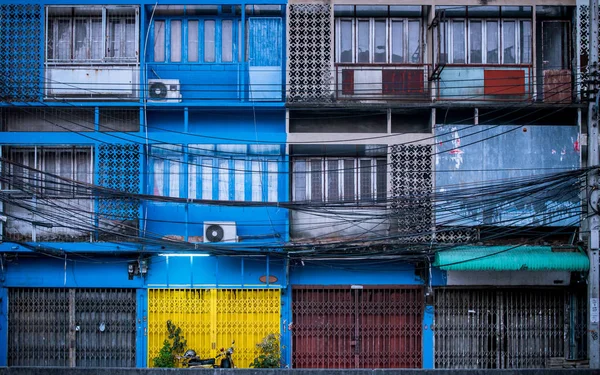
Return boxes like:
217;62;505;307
423;304;434;368
0;287;8;366
136;288;148;368
280;258;292;367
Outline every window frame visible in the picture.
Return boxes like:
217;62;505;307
150;144;280;202
442;17;532;65
293;157;387;203
151;17;243;63
45;6;139;64
335;17;422;64
5;146;94;198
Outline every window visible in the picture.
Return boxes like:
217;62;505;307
440;17;531;64
46;6;138;63
152;18;242;63
5;146;93;197
336;18;422;64
150;144;280;202
293;157;387;203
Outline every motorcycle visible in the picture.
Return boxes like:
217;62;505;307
180;341;235;368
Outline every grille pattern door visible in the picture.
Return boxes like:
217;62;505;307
292;286;423;368
148;288;280;368
75;288;137;367
8;288;70;366
8;288;136;367
434;288;586;368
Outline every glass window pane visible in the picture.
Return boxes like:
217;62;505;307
74;19;88;60
204;20;215;62
391;20;404;63
234;159;244;201
218;159;229;200
340;20;353;62
327;159;339;202
343;159;355;201
91;19;103;59
154;20;165;62
170;20;182;62
202;159;213;199
222;20;233;62
503;20;516;63
108;19;123;58
124;19;136;58
188;20;199;62
469;20;482;63
376;159;387;202
374;20;386;63
408;20;420;63
267;160;277;202
310;159;323;202
294;160;306;201
452;20;465;63
486;21;499;63
520;20;532;64
252;160;262;202
359;159;372;200
439;21;448;64
57;19;72;60
169;160;180;197
357;20;370;63
188;162;197;198
153;159;164;196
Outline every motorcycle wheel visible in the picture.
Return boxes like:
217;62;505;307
220;358;232;368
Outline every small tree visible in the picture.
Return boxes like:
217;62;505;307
249;333;282;368
152;320;187;368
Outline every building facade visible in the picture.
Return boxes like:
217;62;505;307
0;0;596;369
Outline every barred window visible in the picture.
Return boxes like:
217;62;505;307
336;18;422;64
293;157;387;203
150;144;280;202
46;6;138;63
4;146;93;197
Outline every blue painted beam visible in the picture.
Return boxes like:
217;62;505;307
0;131;286;145
422;304;434;369
0;101;286;108
136;289;148;368
0;0;288;5
0;287;7;367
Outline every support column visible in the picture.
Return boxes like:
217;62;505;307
422;304;434;368
587;0;599;366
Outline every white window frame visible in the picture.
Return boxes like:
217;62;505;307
6;146;93;197
335;17;421;64
443;17;531;65
293;157;386;203
46;6;139;64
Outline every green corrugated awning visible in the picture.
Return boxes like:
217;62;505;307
434;245;589;271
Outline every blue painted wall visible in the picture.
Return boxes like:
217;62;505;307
0;256;145;288
435;124;580;227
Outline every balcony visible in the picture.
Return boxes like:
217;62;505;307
335;64;429;102
437;65;533;102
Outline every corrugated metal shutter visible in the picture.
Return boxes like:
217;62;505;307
148;288;280;368
292;286;423;368
434;288;587;368
8;288;136;367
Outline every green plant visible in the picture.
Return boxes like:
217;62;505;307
153;340;176;368
152;320;187;368
249;333;283;368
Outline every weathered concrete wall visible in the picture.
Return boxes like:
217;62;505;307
1;369;599;375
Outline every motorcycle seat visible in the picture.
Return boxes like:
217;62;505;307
188;358;216;366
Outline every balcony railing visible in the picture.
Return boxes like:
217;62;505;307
335;64;430;101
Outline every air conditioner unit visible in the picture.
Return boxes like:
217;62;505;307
147;79;182;102
203;221;237;243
